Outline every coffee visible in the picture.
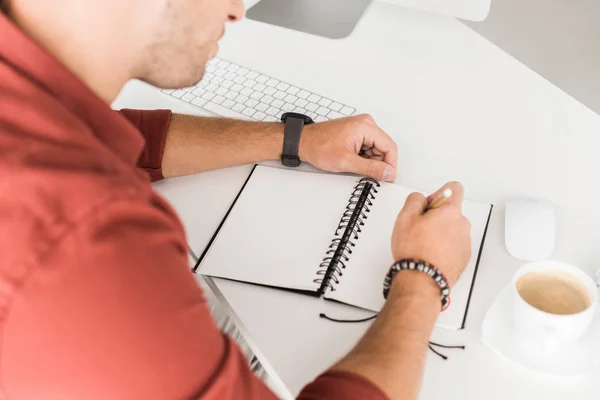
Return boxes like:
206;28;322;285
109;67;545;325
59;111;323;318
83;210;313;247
516;271;591;315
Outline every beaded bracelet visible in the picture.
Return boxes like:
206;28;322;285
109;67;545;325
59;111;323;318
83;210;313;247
383;259;451;311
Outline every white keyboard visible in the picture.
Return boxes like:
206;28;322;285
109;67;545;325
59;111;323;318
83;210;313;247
161;58;356;122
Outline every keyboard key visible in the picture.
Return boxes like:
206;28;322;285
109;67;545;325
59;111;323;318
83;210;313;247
204;73;214;81
266;78;279;87
212;76;224;85
293;107;307;114
232;103;246;112
271;99;284;108
263;87;276;96
191;97;208;107
206;83;218;92
253;111;267;121
274;90;287;100
284;94;297;104
215;87;228;96
192;88;206;97
306;111;318;120
206;65;217;73
242;107;256;117
240;87;253;96
307;94;321;103
254;83;266;92
198;81;209;89
182;86;196;92
256;102;269;112
256;74;269;84
266;106;279;116
245;99;259;108
282;103;295;112
181;93;195;102
225;72;236;80
231;84;243;92
250;91;264;100
207;58;219;66
246;71;260;80
237;67;250;76
329;102;343;112
297;90;310;99
162;89;175;94
340;106;355;116
234;76;246;84
315;116;328;123
287;86;300;95
226;64;240;72
306;102;319;112
316;106;330;116
225;91;238;100
201;92;216;101
262;95;274;105
235;94;249;104
243;79;257;88
295;98;308;107
264;116;278;122
204;101;248;120
318;98;332;107
222;99;236;108
217;60;230;68
328;111;344;119
214;69;226;77
171;89;185;98
276;82;290;91
213;95;226;105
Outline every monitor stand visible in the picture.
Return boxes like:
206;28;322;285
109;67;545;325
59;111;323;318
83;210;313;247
246;0;373;39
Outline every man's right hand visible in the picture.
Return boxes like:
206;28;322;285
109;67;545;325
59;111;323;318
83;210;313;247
391;182;472;287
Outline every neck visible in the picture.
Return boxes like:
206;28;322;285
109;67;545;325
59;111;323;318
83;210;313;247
8;3;134;103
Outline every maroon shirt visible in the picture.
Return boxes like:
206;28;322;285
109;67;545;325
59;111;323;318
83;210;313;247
0;13;387;400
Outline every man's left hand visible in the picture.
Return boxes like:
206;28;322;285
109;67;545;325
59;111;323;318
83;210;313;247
298;114;398;182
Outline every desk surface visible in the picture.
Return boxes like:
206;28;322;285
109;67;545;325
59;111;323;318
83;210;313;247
113;2;600;398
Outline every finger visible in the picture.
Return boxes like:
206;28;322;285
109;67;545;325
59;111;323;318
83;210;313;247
400;192;428;217
426;181;464;208
345;155;396;182
361;125;398;175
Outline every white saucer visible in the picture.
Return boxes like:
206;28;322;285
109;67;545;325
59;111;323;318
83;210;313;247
482;285;600;376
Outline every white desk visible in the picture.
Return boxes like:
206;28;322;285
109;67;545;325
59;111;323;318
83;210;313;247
113;2;600;398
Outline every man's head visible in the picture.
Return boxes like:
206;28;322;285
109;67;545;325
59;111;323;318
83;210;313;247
7;0;245;100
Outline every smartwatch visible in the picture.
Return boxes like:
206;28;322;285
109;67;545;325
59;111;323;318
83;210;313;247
280;112;314;167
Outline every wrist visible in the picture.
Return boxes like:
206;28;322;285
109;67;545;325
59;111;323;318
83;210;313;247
389;270;440;304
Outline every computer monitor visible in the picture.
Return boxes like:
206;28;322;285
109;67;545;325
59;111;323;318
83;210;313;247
246;0;491;39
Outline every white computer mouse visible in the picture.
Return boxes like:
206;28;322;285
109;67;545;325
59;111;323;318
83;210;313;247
505;200;555;261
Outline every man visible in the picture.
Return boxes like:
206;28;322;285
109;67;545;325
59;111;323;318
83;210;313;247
0;0;471;399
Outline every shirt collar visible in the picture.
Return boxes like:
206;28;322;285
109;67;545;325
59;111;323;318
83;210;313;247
0;13;144;165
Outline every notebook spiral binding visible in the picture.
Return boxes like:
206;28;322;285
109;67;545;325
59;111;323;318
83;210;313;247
314;177;381;294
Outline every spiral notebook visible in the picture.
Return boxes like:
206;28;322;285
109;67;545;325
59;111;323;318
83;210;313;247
197;165;493;330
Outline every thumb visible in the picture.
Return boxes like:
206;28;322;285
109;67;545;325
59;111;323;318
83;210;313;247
348;156;396;182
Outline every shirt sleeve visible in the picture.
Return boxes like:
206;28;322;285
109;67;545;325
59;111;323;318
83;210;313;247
119;108;172;182
1;197;387;400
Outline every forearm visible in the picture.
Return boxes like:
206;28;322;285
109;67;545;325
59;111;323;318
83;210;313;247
161;114;288;178
332;271;440;400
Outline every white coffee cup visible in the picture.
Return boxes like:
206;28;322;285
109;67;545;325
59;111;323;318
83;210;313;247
512;260;599;355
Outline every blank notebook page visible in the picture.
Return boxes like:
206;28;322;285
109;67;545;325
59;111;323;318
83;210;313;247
327;182;492;330
200;166;359;292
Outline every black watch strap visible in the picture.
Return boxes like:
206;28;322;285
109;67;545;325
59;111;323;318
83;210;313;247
281;112;313;167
